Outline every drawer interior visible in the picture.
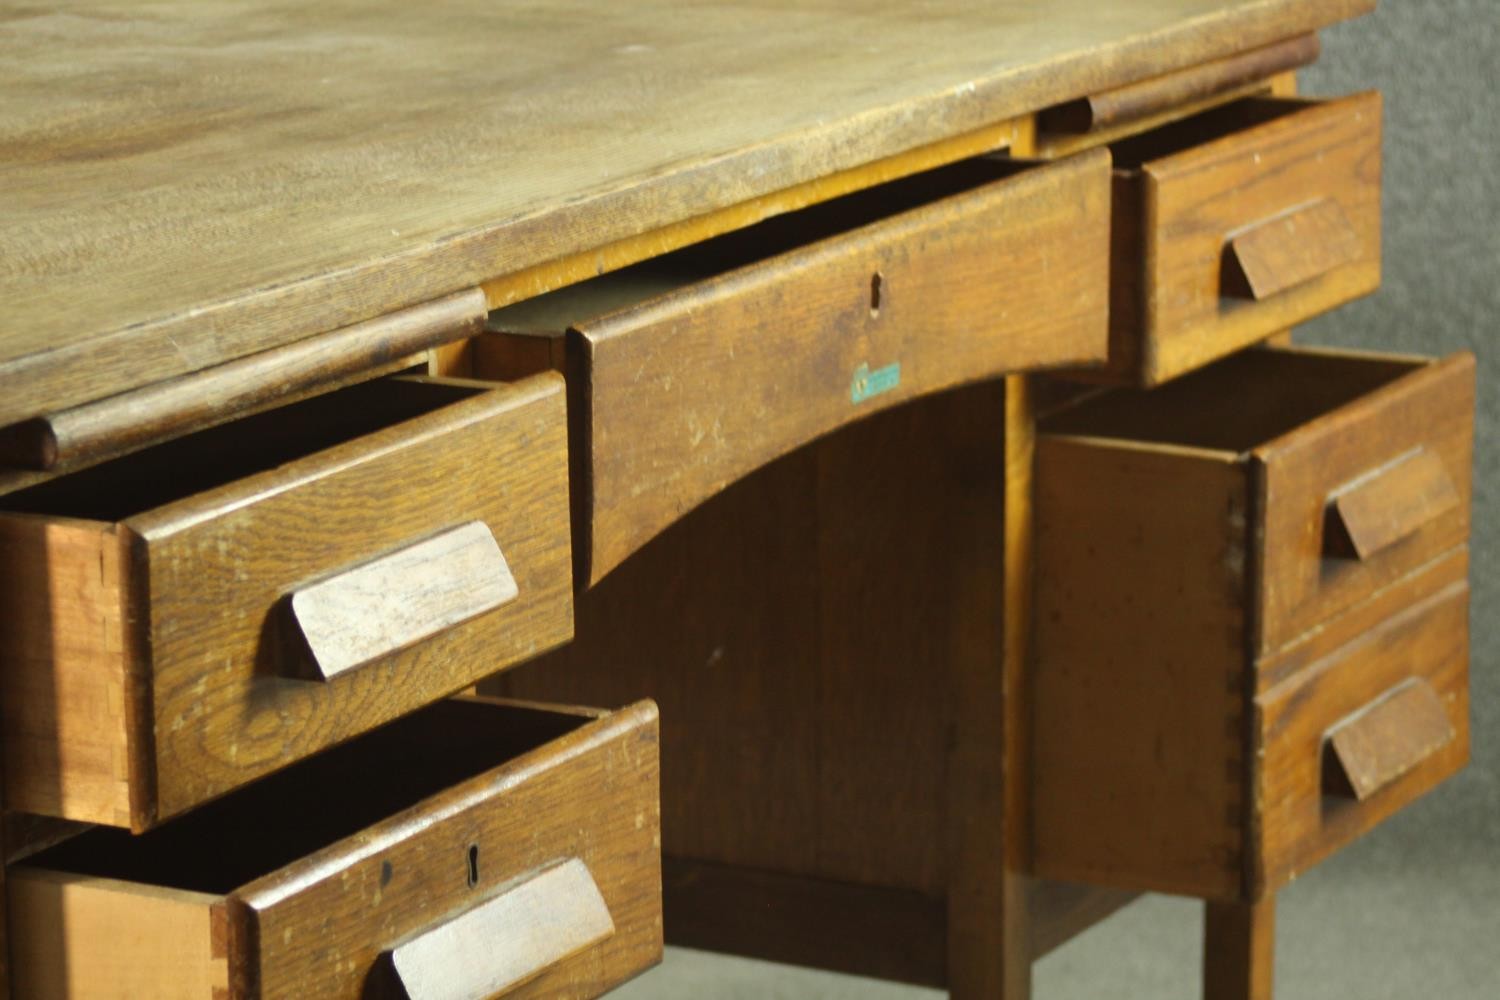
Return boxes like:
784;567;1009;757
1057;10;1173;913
1109;96;1313;169
0;376;483;521
1043;349;1421;454
491;156;1039;331
24;700;591;894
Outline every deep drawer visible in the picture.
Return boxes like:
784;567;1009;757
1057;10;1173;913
1103;93;1382;384
0;374;573;829
1255;557;1469;892
1039;345;1473;655
1032;346;1473;901
8;697;662;1000
479;152;1112;585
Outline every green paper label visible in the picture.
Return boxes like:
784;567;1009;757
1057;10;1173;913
851;362;901;404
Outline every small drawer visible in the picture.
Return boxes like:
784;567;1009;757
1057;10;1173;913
7;696;662;1000
1255;560;1469;893
1040;346;1473;655
480;151;1112;585
0;374;573;829
1033;347;1473;901
1102;93;1382;384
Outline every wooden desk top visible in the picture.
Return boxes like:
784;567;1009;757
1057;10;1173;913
0;0;1369;424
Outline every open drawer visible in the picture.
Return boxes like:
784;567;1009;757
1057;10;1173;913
1255;554;1470;893
1039;345;1473;654
8;696;662;1000
1101;93;1383;384
1032;346;1473;901
478;151;1112;585
0;374;573;829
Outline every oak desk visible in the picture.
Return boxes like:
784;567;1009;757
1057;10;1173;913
0;2;1472;998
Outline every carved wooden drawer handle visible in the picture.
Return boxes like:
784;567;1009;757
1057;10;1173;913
387;858;615;999
289;521;518;680
1323;448;1460;562
1221;198;1362;301
1324;679;1456;802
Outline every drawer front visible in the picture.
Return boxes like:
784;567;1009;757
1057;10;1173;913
9;698;663;1000
137;375;574;823
570;151;1110;584
1254;352;1473;654
1114;93;1382;384
0;374;574;828
1255;573;1469;893
242;700;661;999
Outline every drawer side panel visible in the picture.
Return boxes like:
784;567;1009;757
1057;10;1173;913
0;517;136;826
7;869;226;1000
1033;435;1248;899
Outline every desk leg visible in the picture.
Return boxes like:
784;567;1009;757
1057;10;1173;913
946;374;1035;1000
1204;895;1276;1000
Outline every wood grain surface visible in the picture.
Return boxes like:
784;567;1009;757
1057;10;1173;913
1222;199;1363;302
10;698;661;1000
241;699;661;1000
388;858;616;1000
0;517;138;826
946;373;1034;998
0;375;574;828
1038;34;1319;134
1108;93;1383;383
486;386;1020;975
659;859;1136;986
1325;448;1460;563
7;871;229;1000
1254;573;1470;894
289;520;520;682
1324;679;1456;803
1034;348;1472;902
1253;350;1473;654
1032;435;1250;900
487;152;1110;585
0;0;1371;423
1203;896;1276;1000
0;288;487;472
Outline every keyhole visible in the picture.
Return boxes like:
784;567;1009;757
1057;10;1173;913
467;844;480;888
870;271;883;317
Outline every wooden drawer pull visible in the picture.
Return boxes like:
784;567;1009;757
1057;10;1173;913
1222;199;1362;301
388;858;615;1000
1324;448;1460;562
1324;679;1456;802
290;521;517;680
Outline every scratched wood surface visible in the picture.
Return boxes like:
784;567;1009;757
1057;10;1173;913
9;697;663;1000
1033;347;1473;904
1100;93;1383;384
485;152;1111;585
0;0;1371;424
0;375;574;829
1254;559;1470;895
